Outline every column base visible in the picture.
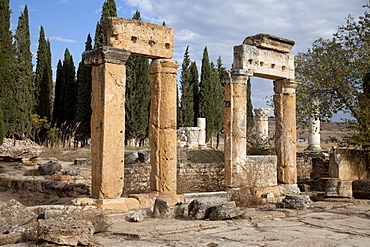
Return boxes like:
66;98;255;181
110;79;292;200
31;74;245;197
72;197;140;214
278;183;301;195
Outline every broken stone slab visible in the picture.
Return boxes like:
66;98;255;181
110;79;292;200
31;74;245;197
0;232;28;245
74;158;87;166
188;198;229;220
243;33;295;53
209;202;246;220
352;179;370;199
276;194;314;210
0;199;37;234
38;218;94;246
138;148;150;163
125;150;139;164
0;145;43;161
153;198;174;219
38;159;62;175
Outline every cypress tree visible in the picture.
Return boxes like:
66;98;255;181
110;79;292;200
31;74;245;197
125;10;150;146
53;60;63;125
246;77;254;132
180;46;195;127
213;56;225;148
61;49;76;126
75;34;93;146
0;108;4;144
0;0;16;139
94;0;117;48
190;61;199;126
35;26;53;121
199;46;215;141
14;5;33;138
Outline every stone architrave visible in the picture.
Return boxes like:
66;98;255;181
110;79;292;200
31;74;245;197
273;79;299;184
254;108;270;144
83;46;130;199
224;69;249;188
307;101;321;151
149;59;179;193
197;118;206;148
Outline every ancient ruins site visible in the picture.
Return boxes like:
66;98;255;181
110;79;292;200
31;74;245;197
0;16;369;247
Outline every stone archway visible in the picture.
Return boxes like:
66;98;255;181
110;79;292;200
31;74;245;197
82;17;180;201
224;34;299;193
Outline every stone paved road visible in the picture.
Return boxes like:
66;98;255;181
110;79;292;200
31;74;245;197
93;200;370;247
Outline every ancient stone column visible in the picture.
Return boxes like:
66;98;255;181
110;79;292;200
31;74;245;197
307;101;321;151
83;46;130;199
149;59;179;193
273;79;299;184
197;118;206;148
224;69;249;188
254;108;270;144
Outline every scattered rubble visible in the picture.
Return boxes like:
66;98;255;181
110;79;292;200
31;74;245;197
38;159;62;175
276;194;314;210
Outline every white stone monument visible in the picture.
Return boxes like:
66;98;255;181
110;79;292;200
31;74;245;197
307;101;321;151
197;118;206;149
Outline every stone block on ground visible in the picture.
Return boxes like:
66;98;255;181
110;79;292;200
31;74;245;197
38;218;94;246
153;198;174;219
276;194;314;210
278;184;301;195
129;210;144;222
0;145;43;161
209;202;246;220
0;232;28;245
138;148;150;163
124;151;139;164
324;178;352;198
38;159;62;175
95;197;140;214
74;158;87;166
188;198;228;220
352;179;370;199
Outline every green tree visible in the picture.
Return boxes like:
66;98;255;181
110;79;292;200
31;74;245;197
0;108;4;144
246;77;254;132
296;2;370;148
213;56;226;148
199;46;215;142
190;61;199;126
179;46;195;127
75;34;93;146
94;0;117;48
61;49;76;126
35;26;52;121
125;10;150;146
53;60;63;125
14;5;34;138
0;0;16;140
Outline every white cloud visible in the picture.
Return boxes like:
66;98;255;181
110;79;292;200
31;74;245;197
47;36;76;43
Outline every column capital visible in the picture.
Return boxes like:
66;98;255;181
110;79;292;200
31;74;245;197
83;46;131;66
254;108;270;120
224;69;252;84
149;58;179;74
273;78;299;94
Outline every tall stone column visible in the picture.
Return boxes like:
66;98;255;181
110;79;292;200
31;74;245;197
197;118;206;148
254;108;270;144
273;79;299;184
224;69;249;188
83;46;131;199
149;59;179;193
307;101;321;151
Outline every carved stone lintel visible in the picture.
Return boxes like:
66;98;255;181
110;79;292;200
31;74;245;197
83;46;131;66
273;79;299;94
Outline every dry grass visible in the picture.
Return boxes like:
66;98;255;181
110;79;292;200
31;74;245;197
40;147;92;163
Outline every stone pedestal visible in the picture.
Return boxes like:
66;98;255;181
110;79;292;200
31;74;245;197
149;59;179;193
254;108;270;145
224;70;249;188
83;46;130;199
273;79;299;184
197;118;206;148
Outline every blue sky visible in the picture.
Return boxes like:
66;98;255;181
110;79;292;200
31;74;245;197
9;0;367;120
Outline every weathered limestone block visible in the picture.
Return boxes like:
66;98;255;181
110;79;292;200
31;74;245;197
238;156;277;188
149;59;178;193
125;150;139;164
276;194;313;210
243;33;295;53
153;198;174;219
224;70;248;188
83;46;130;199
197;118;206;148
0;232;28;245
274;79;299;184
324;178;352;198
74;158;87;166
38;218;94;246
0;145;43;161
0;199;37;234
103;17;174;59
38;159;62;175
254;108;270;143
209;202;246;220
329;148;368;181
138;148;151;163
352;179;370;199
233;44;294;80
129;210;144;222
188;198;229;220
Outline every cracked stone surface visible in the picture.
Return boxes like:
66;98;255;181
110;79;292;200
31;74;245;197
91;200;370;247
